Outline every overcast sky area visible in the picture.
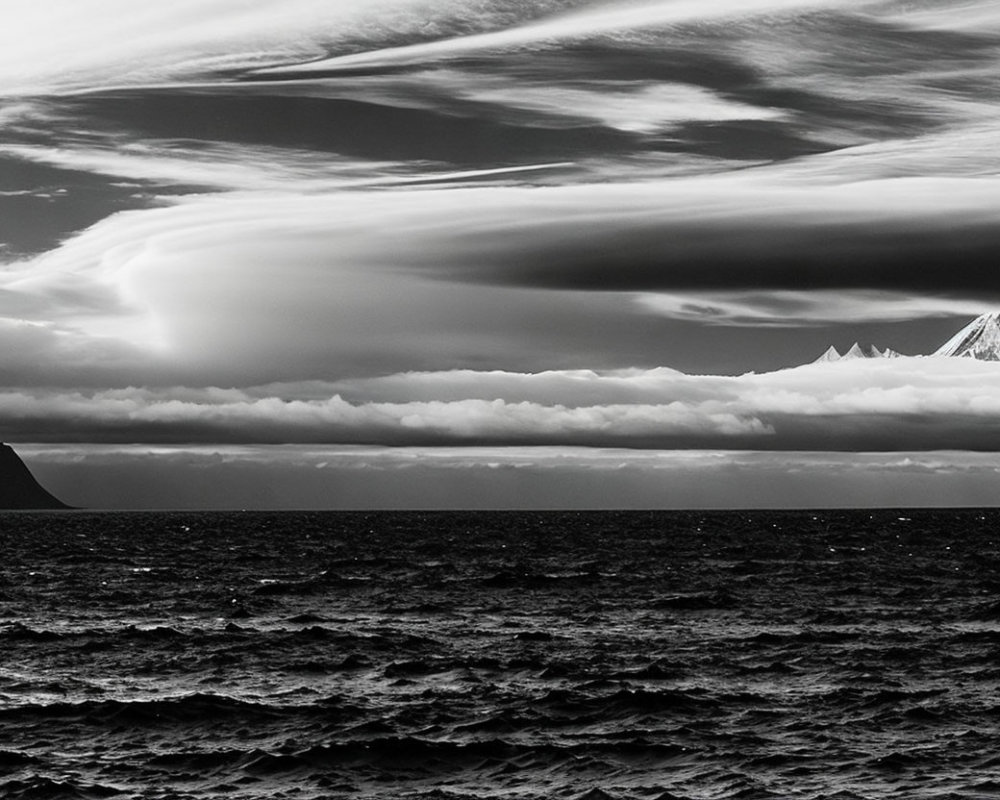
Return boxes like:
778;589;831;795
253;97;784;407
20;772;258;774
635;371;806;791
4;0;1000;508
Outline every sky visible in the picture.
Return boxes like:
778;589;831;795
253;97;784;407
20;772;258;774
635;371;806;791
3;0;1000;508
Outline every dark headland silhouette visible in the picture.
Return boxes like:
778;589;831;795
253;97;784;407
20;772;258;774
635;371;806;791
0;443;70;509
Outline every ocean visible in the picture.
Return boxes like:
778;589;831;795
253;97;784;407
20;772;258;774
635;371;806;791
1;510;999;799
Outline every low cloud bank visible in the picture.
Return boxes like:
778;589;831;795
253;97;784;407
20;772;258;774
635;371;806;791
5;358;1000;450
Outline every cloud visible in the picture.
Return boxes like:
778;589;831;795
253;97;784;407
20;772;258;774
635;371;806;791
764;123;1000;183
0;0;479;93
4;0;1000;440
4;358;1000;450
1;141;576;195
0;319;154;385
634;290;989;326
889;0;1000;31
4;171;1000;388
394;71;787;134
255;0;874;75
124;177;1000;301
0;385;772;445
0;141;399;194
414;176;1000;296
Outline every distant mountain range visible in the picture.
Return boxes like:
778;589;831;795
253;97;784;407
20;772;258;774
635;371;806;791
815;312;1000;363
814;343;902;362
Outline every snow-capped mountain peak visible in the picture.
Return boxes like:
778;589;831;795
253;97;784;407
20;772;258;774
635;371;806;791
812;342;900;363
934;311;1000;361
844;342;881;360
808;313;1000;366
814;345;842;363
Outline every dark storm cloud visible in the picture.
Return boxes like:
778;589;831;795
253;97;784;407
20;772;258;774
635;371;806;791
361;177;1000;299
449;206;1000;294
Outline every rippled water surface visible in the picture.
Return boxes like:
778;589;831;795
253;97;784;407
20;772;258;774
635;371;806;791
2;510;999;799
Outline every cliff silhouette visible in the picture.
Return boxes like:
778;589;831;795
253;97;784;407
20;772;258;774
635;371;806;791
0;444;70;509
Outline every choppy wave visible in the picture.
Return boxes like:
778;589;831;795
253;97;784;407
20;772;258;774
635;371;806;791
2;510;999;798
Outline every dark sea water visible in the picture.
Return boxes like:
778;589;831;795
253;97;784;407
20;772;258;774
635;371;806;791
1;510;999;800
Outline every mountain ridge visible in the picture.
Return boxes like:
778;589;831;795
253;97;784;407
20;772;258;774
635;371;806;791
814;312;1000;364
933;311;1000;360
0;444;70;510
